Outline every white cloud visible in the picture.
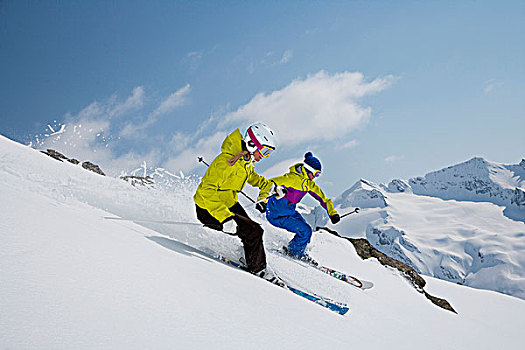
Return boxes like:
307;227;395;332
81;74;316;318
121;84;191;137
222;71;393;146
338;139;359;150
262;157;303;179
280;50;293;64
110;86;145;118
163;131;226;173
36;87;172;175
385;155;405;163
245;49;293;73
153;84;191;117
185;51;204;73
34;71;392;177
169;131;193;153
483;79;502;94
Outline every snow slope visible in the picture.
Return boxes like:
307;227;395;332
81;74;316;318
1;135;525;349
329;159;525;301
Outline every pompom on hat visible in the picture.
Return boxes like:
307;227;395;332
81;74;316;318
304;152;321;172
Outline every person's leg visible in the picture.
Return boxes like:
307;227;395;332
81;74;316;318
269;213;312;257
229;202;266;273
195;205;223;231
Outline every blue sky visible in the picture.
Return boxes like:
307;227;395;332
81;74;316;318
1;1;524;198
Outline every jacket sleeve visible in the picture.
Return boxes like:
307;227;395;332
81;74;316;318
244;166;273;202
198;160;235;223
256;174;293;202
308;181;338;216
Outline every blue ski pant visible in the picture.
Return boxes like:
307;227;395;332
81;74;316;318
266;198;312;257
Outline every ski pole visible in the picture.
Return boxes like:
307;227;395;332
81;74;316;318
314;208;359;236
340;207;360;219
198;156;257;204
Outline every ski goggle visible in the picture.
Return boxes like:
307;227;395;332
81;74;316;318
247;128;275;157
303;162;321;177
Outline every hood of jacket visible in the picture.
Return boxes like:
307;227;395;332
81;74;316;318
290;163;309;180
220;129;243;156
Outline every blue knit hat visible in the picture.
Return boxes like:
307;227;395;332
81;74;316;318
304;152;321;171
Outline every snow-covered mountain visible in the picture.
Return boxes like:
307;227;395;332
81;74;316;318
1;135;525;349
409;157;525;222
329;157;525;301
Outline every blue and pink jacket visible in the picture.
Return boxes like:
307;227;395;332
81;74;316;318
258;163;338;218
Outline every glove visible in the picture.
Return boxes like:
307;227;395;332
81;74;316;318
330;214;341;225
271;183;287;199
255;201;267;213
222;216;238;235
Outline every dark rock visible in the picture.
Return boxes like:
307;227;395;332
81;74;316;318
348;237;426;289
422;290;457;313
41;149;68;162
81;161;105;176
41;149;105;176
511;188;525;207
386;179;411;193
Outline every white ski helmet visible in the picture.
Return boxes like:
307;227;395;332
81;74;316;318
244;122;277;157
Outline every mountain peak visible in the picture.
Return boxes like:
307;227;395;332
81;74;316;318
408;157;525;222
335;179;387;209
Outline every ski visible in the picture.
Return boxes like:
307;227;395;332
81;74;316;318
272;248;374;290
318;265;374;290
213;253;349;315
287;286;349;315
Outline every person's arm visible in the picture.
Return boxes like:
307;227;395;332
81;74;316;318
245;166;273;201
308;181;338;216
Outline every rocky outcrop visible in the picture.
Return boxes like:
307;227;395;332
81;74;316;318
82;161;105;176
41;149;68;162
384;179;412;193
316;226;457;313
41;149;80;164
41;149;104;176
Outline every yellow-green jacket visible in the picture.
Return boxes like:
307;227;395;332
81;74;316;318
193;129;274;223
259;163;338;216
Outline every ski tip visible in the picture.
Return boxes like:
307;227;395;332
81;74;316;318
360;281;374;290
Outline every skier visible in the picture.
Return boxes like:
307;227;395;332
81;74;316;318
193;122;283;285
257;152;340;265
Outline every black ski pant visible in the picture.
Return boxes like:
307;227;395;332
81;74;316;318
195;203;266;273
